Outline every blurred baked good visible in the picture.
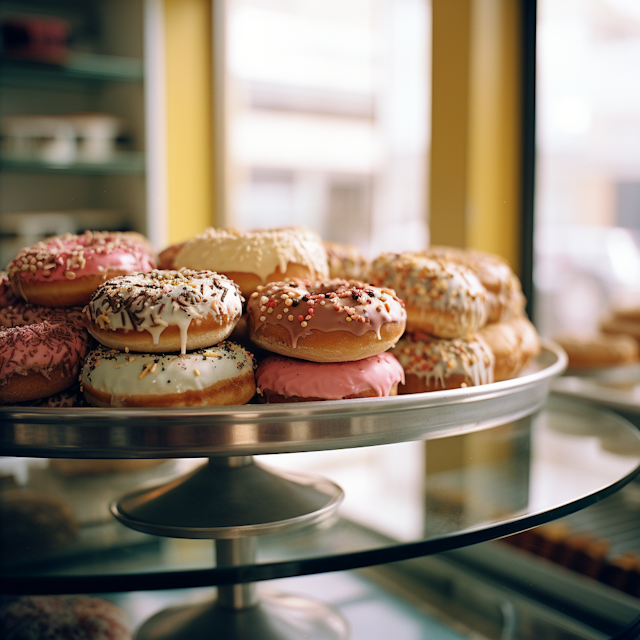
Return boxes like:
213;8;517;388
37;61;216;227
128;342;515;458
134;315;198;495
0;595;131;640
554;333;639;370
0;489;78;560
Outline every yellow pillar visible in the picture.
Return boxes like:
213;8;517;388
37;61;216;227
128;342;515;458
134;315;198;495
164;0;214;244
430;0;522;271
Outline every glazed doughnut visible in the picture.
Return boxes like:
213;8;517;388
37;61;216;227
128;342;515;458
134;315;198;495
0;271;17;308
0;304;90;404
81;342;255;407
423;246;526;323
324;241;370;281
0;596;131;640
256;352;404;402
369;252;487;338
477;315;540;382
84;269;243;354
390;331;494;393
554;333;640;370
247;279;406;362
173;227;329;297
7;231;156;307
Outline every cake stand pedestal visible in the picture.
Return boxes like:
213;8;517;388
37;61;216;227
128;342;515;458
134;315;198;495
111;455;348;640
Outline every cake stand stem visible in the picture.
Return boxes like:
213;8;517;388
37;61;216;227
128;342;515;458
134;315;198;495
132;456;349;639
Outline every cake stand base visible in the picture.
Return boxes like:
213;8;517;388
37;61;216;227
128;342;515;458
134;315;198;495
135;591;349;640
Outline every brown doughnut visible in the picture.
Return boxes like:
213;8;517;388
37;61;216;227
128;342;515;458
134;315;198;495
172;227;329;297
247;279;406;362
477;315;541;382
554;333;640;370
390;331;495;392
84;269;243;354
369;252;488;338
324;241;370;281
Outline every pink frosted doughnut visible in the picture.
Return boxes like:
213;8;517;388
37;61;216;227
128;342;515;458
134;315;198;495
7;231;156;307
0;595;131;640
0;271;18;308
256;351;405;402
0;303;90;404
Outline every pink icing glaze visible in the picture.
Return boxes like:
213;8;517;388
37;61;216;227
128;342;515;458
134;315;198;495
7;231;156;285
0;271;17;308
256;351;405;400
0;303;89;383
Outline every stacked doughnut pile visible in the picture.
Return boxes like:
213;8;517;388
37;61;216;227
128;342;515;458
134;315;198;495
368;246;540;393
166;226;407;402
0;231;155;405
81;269;254;407
2;225;541;406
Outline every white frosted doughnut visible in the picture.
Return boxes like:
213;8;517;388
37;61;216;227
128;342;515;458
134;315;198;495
81;342;255;407
84;269;243;354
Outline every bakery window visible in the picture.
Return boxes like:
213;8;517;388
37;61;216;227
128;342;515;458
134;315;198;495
534;0;640;339
219;0;430;256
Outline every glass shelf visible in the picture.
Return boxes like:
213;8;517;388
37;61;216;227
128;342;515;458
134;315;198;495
0;151;145;175
2;396;639;595
0;52;143;89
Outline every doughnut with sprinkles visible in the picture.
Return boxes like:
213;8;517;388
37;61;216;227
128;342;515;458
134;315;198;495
7;231;156;307
84;269;244;354
247;279;406;362
81;342;255;407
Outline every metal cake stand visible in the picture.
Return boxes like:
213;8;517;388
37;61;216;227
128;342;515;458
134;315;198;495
0;342;567;640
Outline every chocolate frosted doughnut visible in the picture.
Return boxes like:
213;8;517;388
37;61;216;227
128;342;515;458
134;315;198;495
247;279;406;362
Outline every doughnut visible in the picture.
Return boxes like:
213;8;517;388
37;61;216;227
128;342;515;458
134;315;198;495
324;241;370;281
554;332;640;370
477;315;541;382
173;227;329;297
158;241;185;269
0;596;131;640
0;490;78;559
7;231;156;307
81;342;255;407
0;271;17;308
247;279;407;362
0;304;90;404
256;352;404;402
84;269;243;354
369;252;487;338
390;331;495;393
423;246;526;322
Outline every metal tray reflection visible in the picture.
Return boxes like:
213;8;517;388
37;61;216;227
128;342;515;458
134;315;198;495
0;341;566;459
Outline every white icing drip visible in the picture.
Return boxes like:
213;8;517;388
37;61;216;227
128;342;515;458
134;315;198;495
82;344;253;399
393;335;494;389
86;270;243;354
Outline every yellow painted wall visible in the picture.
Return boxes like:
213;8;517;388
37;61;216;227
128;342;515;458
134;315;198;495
430;0;522;271
164;0;214;244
